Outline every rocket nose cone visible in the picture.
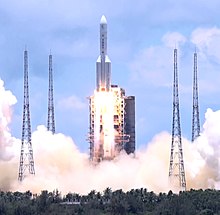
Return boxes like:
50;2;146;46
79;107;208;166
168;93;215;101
100;15;107;24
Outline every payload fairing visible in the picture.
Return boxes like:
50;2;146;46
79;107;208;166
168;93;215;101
88;15;135;163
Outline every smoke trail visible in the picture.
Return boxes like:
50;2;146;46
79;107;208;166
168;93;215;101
0;77;220;193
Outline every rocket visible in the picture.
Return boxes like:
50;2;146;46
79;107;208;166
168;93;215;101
96;15;111;92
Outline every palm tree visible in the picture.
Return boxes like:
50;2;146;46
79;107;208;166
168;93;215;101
103;187;112;203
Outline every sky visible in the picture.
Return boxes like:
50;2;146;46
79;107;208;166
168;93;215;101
0;0;220;153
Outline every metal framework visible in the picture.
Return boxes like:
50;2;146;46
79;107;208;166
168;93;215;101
47;54;55;134
192;51;200;142
168;48;186;191
88;86;129;163
18;50;35;181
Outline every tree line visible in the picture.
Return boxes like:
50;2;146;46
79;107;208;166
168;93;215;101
0;188;219;214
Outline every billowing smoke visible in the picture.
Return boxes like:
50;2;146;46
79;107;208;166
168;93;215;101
0;80;18;161
186;109;220;189
0;79;20;190
0;78;220;194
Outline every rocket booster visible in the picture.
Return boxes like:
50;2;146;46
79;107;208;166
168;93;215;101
96;15;111;92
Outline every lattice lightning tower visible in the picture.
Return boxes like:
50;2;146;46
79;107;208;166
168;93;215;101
168;48;186;191
192;51;200;142
18;50;35;181
47;54;55;134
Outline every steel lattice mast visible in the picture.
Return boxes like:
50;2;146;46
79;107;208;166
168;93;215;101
192;51;200;142
18;49;35;181
168;48;186;191
47;54;55;134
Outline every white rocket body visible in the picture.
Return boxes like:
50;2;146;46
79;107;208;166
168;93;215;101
96;15;111;92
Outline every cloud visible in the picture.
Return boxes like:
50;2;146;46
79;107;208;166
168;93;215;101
162;32;187;49
191;27;220;62
130;27;220;95
130;44;173;87
129;31;188;87
57;95;86;110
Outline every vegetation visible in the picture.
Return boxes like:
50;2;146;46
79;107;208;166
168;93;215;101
0;188;219;214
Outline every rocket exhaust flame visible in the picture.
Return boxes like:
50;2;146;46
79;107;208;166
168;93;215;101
91;87;127;163
94;91;115;160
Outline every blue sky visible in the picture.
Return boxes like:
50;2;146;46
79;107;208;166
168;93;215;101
1;0;220;152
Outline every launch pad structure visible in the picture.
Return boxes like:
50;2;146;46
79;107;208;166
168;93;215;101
168;49;186;191
47;53;56;134
192;51;200;142
88;16;135;163
18;50;35;181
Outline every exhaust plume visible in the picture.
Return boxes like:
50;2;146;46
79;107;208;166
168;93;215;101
0;78;220;193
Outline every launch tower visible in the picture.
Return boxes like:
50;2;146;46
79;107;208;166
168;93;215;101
88;16;135;163
47;53;56;134
192;51;200;142
18;50;35;181
168;49;186;191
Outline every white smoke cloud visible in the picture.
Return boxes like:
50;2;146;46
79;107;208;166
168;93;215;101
0;79;18;161
0;79;20;190
12;128;171;194
191;27;220;61
57;95;86;110
11;108;220;194
193;108;220;189
130;45;173;87
0;77;220;194
162;32;186;49
130;32;187;88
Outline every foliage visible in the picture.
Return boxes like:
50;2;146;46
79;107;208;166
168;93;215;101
0;188;219;214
